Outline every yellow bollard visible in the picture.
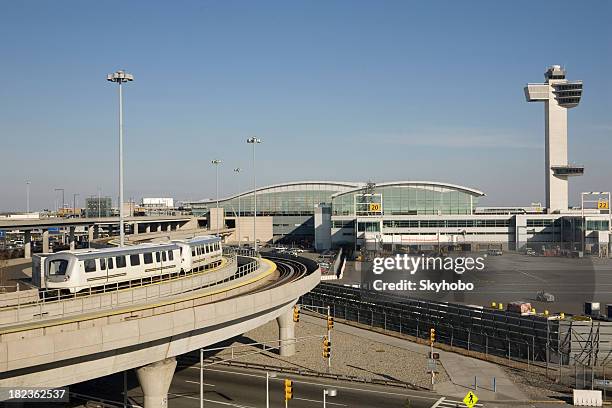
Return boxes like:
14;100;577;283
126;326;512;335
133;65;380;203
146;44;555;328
544;310;549;316
560;312;565;319
498;303;504;310
531;308;536;314
491;302;497;308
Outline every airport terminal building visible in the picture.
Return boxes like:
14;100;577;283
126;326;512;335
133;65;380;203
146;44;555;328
187;66;610;256
185;180;611;256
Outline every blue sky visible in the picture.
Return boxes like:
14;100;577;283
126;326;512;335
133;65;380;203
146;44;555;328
0;1;610;211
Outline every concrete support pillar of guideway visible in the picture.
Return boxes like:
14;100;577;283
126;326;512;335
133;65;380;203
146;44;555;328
156;223;162;233
146;224;151;234
42;229;50;253
135;357;177;408
69;226;76;250
276;307;296;357
23;230;31;259
88;225;94;243
134;223;139;235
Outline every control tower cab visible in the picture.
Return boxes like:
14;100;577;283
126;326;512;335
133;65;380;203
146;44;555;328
525;65;583;213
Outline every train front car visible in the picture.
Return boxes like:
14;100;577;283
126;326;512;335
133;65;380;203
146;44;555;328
44;243;182;293
176;235;223;273
44;251;81;293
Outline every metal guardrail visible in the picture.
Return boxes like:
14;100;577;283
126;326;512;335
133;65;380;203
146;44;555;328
0;253;263;327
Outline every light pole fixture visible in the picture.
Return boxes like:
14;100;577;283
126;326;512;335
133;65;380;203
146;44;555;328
323;388;337;408
234;168;242;245
266;371;277;408
211;159;222;236
26;181;31;213
73;193;79;218
107;69;134;247
246;137;262;251
54;188;65;216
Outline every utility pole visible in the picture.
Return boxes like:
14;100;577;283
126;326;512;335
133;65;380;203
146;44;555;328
107;69;134;247
73;193;79;218
234;168;242;245
54;188;65;216
26;181;31;213
246;137;262;250
212;159;222;236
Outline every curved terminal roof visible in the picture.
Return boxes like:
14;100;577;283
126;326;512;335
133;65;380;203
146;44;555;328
190;181;363;204
331;181;486;199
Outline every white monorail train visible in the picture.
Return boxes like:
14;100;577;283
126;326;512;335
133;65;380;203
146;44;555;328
44;236;222;293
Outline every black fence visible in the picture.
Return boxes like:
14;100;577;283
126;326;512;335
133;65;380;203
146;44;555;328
300;282;561;363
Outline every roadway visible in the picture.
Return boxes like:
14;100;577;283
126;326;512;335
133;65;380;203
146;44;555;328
69;364;444;408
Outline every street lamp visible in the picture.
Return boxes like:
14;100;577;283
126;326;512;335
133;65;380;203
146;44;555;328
26;181;31;213
211;159;222;236
73;194;79;218
266;371;277;408
234;168;241;245
54;188;65;216
107;69;134;247
246;137;262;250
323;388;337;408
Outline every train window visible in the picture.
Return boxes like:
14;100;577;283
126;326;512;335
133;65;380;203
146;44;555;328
107;258;114;269
143;252;153;264
130;254;140;266
191;248;196;256
168;251;174;261
84;259;97;273
162;251;167;262
156;252;161;262
116;256;126;268
48;259;68;276
100;258;106;270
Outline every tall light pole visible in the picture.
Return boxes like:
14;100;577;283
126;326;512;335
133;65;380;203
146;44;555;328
211;159;222;236
73;194;79;218
54;188;65;216
26;181;31;213
246;137;262;250
107;69;134;247
234;168;241;245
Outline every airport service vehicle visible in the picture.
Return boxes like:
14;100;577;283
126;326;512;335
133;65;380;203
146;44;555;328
536;291;555;302
44;236;222;293
488;249;503;256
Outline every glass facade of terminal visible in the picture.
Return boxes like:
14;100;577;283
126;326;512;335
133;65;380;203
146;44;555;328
332;184;479;216
188;182;357;217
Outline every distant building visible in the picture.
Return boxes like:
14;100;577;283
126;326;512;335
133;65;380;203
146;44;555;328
140;197;181;216
142;198;174;208
85;197;112;218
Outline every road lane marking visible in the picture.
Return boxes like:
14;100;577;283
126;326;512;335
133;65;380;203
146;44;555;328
294;396;346;406
169;392;255;408
185;380;216;387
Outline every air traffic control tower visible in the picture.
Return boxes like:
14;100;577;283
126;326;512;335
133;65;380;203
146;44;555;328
525;65;583;212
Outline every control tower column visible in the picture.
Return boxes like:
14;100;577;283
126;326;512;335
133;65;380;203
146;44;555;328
135;357;177;408
276;307;296;357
